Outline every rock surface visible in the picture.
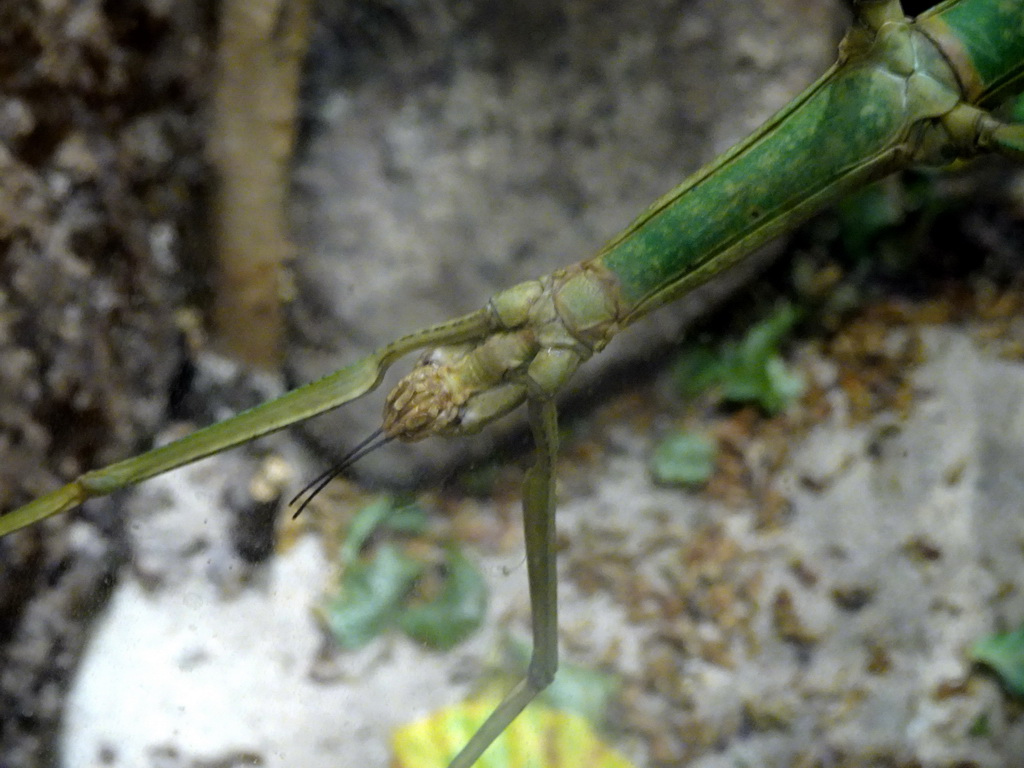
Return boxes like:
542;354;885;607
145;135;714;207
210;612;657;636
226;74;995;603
0;2;212;764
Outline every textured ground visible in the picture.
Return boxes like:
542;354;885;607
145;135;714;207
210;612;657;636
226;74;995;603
59;316;1024;768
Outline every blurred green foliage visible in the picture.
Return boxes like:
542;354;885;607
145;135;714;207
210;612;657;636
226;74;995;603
671;301;805;415
650;432;717;487
319;495;487;650
972;623;1024;698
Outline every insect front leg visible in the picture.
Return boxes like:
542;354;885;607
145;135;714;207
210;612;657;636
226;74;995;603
925;102;1024;163
446;397;560;768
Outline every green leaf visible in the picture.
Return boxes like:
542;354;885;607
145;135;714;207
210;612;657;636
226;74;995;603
340;495;429;564
541;663;618;726
502;638;619;725
723;353;805;415
382;499;430;535
971;623;1024;697
322;543;424;649
650;432;716;486
672;303;805;415
392;696;637;768
399;548;488;651
720;302;804;413
339;497;393;564
325;496;486;651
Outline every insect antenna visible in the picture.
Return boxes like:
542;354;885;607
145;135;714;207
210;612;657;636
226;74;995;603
289;428;392;519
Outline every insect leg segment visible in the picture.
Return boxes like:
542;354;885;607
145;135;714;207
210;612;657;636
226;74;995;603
914;99;1024;161
446;397;560;768
983;119;1024;160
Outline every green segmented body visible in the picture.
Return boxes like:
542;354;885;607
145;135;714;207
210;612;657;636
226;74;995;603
919;0;1024;106
594;11;961;322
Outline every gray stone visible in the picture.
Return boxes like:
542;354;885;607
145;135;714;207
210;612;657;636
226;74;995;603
0;2;213;763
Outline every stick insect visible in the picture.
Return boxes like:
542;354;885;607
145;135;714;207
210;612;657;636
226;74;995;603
4;0;1024;765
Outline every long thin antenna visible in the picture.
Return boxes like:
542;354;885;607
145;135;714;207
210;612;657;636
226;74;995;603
289;428;392;519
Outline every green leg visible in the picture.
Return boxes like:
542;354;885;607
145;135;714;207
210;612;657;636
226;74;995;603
970;106;1024;161
941;102;1024;162
447;397;560;768
988;121;1024;161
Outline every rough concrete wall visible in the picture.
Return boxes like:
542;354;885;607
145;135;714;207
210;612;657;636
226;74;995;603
0;2;213;764
287;0;844;483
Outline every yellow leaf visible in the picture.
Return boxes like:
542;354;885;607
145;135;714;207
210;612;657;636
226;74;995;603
392;697;636;768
